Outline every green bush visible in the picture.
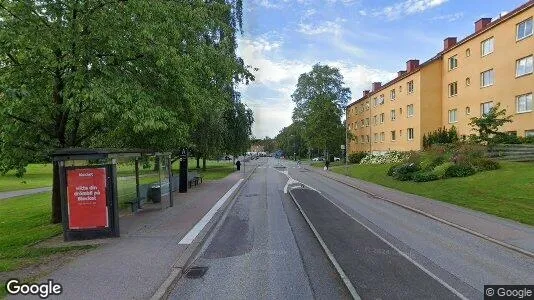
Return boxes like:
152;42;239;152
413;171;439;182
391;162;420;181
472;158;500;171
444;164;476;178
423;126;459;149
432;162;454;178
348;152;367;164
387;164;400;176
394;172;414;181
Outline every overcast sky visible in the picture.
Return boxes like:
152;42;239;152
237;0;526;138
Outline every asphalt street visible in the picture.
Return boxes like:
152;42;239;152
170;157;534;299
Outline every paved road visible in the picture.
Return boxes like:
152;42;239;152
170;158;534;299
170;158;350;299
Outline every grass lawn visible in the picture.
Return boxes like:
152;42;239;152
0;192;95;298
326;161;534;225
173;159;237;181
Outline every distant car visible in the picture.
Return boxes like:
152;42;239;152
312;157;324;161
334;157;341;161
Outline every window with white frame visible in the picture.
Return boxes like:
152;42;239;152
391;89;396;100
374;133;378;143
373;97;378;107
390;109;396;121
525;130;534;137
365;118;369;126
407;128;414;140
373;115;378;125
517;93;533;113
448;109;458;123
448;82;458;97
380;132;385;142
380;113;385;124
481;37;494;56
448;55;458;70
407;104;414;117
516;55;533;77
391;131;396;141
481;69;494;87
481;101;494;115
407;80;414;93
379;95;384;105
466;106;471;115
517;18;533;41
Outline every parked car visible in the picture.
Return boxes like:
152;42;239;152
334;157;341;161
312;157;325;161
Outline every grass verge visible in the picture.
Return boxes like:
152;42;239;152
325;161;534;225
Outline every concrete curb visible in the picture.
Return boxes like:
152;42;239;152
304;166;534;259
288;187;361;300
150;166;259;300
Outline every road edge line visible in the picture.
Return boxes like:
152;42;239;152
288;188;361;300
150;165;258;300
305;166;534;259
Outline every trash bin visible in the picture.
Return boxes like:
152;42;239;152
147;184;161;203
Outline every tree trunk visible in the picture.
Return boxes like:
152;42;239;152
196;155;200;169
202;157;206;171
153;156;160;171
51;161;62;224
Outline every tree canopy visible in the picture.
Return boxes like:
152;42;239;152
0;0;255;222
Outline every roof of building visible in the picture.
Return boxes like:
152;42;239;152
346;0;534;110
443;0;534;54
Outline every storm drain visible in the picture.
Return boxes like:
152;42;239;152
185;266;208;279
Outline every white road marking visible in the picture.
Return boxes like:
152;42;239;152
275;166;320;194
320;193;469;300
178;179;244;245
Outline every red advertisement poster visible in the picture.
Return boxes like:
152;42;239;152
67;168;109;230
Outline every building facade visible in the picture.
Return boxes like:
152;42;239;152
347;0;534;154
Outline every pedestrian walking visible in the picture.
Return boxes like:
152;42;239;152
236;160;241;171
325;159;330;171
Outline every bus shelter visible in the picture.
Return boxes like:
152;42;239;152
53;149;173;241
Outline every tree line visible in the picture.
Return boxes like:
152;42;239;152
0;0;254;223
274;64;350;160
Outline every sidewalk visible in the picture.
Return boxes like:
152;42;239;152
307;166;534;255
12;169;251;300
0;187;52;200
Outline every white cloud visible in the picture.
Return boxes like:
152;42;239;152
373;0;449;20
237;36;394;138
431;12;464;22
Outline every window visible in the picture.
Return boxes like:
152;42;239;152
466;106;471;115
399;85;403;93
391;89;396;100
448;82;458;97
481;69;494;87
380;132;385;142
373;97;378;107
399;107;403;115
407;128;414;140
373;115;378;125
391;131;396;141
516;55;533;77
481;37;494;56
448;55;458;70
466;77;471;86
517;93;533;113
354;136;358;144
407;80;414;93
508;131;517;136
379;95;385;105
361;135;364;144
517;18;533;41
374;133;378;143
481;101;493;115
365;118;369;126
380;113;385;124
466;48;471;57
448;109;458;123
526;130;534;137
390;109;396;121
366;135;370;143
407;104;414;117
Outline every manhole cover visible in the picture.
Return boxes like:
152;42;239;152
185;266;208;279
245;193;259;197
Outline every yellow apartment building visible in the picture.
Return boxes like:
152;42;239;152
347;57;442;154
441;2;534;138
347;0;534;154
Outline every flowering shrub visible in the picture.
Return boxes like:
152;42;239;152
359;151;408;165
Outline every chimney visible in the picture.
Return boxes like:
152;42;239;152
406;59;419;73
443;37;457;50
475;18;492;32
397;70;406;77
363;90;370;97
371;82;382;92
